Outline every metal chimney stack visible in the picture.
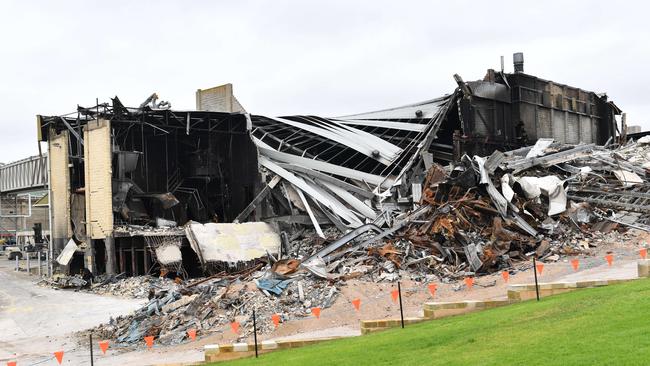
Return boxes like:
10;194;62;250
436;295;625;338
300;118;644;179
513;52;524;73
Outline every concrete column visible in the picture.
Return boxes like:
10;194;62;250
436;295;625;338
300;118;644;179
45;250;51;276
105;235;116;275
143;245;150;275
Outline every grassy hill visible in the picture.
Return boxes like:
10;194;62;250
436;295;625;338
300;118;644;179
214;278;650;365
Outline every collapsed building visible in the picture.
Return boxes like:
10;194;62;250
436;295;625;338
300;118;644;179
38;53;623;278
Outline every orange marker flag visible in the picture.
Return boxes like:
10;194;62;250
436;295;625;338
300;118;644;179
428;284;438;297
641;248;647;259
271;313;281;327
464;277;474;289
390;289;399;303
605;254;613;266
501;271;509;283
187;329;197;341
99;340;109;354
144;336;154;349
571;259;579;271
54;350;64;364
351;298;361;311
536;262;544;276
311;307;321;319
230;321;240;334
7;361;16;366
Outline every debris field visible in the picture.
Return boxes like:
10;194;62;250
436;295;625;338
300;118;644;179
69;137;650;347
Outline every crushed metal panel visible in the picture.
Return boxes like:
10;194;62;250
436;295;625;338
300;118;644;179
187;222;280;263
525;138;554;159
259;156;363;226
315;178;377;220
49;130;72;251
256;143;391;189
83;119;113;239
56;239;79;266
295;187;325;238
265;116;402;166
515;176;567;216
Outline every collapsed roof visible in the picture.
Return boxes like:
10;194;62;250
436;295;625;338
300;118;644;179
249;95;456;235
37;62;623;276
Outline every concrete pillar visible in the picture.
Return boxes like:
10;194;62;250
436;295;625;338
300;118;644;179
45;250;51;276
105;235;116;275
85;241;95;274
143;245;150;275
131;246;136;275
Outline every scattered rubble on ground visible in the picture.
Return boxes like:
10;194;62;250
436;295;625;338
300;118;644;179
87;263;340;346
79;138;650;347
90;275;180;299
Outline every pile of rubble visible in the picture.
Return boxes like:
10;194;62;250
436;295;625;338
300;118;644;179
88;257;340;346
289;138;650;282
90;275;180;299
40;272;180;299
42;273;91;289
87;138;650;346
398;138;650;277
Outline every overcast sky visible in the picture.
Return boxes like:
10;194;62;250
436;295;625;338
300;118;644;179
1;0;648;163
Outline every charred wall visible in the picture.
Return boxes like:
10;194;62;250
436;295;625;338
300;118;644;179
113;116;258;225
436;71;620;162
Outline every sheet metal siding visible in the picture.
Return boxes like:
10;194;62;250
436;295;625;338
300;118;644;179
0;155;48;193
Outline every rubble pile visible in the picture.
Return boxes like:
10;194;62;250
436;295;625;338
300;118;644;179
397;138;650;276
45;274;90;289
89;265;340;346
283;139;650;283
87;138;650;346
90;275;179;299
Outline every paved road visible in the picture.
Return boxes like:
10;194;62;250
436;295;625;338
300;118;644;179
0;257;145;364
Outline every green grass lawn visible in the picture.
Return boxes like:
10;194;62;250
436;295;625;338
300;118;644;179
212;278;650;365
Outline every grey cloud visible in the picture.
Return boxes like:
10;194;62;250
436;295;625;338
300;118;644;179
1;0;648;163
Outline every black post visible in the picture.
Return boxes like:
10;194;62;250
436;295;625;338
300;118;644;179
89;333;94;366
398;282;405;328
532;257;540;301
253;309;259;358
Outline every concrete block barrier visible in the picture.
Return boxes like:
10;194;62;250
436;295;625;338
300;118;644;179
422;299;510;319
360;317;425;334
203;337;343;362
507;282;577;301
638;259;650;278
